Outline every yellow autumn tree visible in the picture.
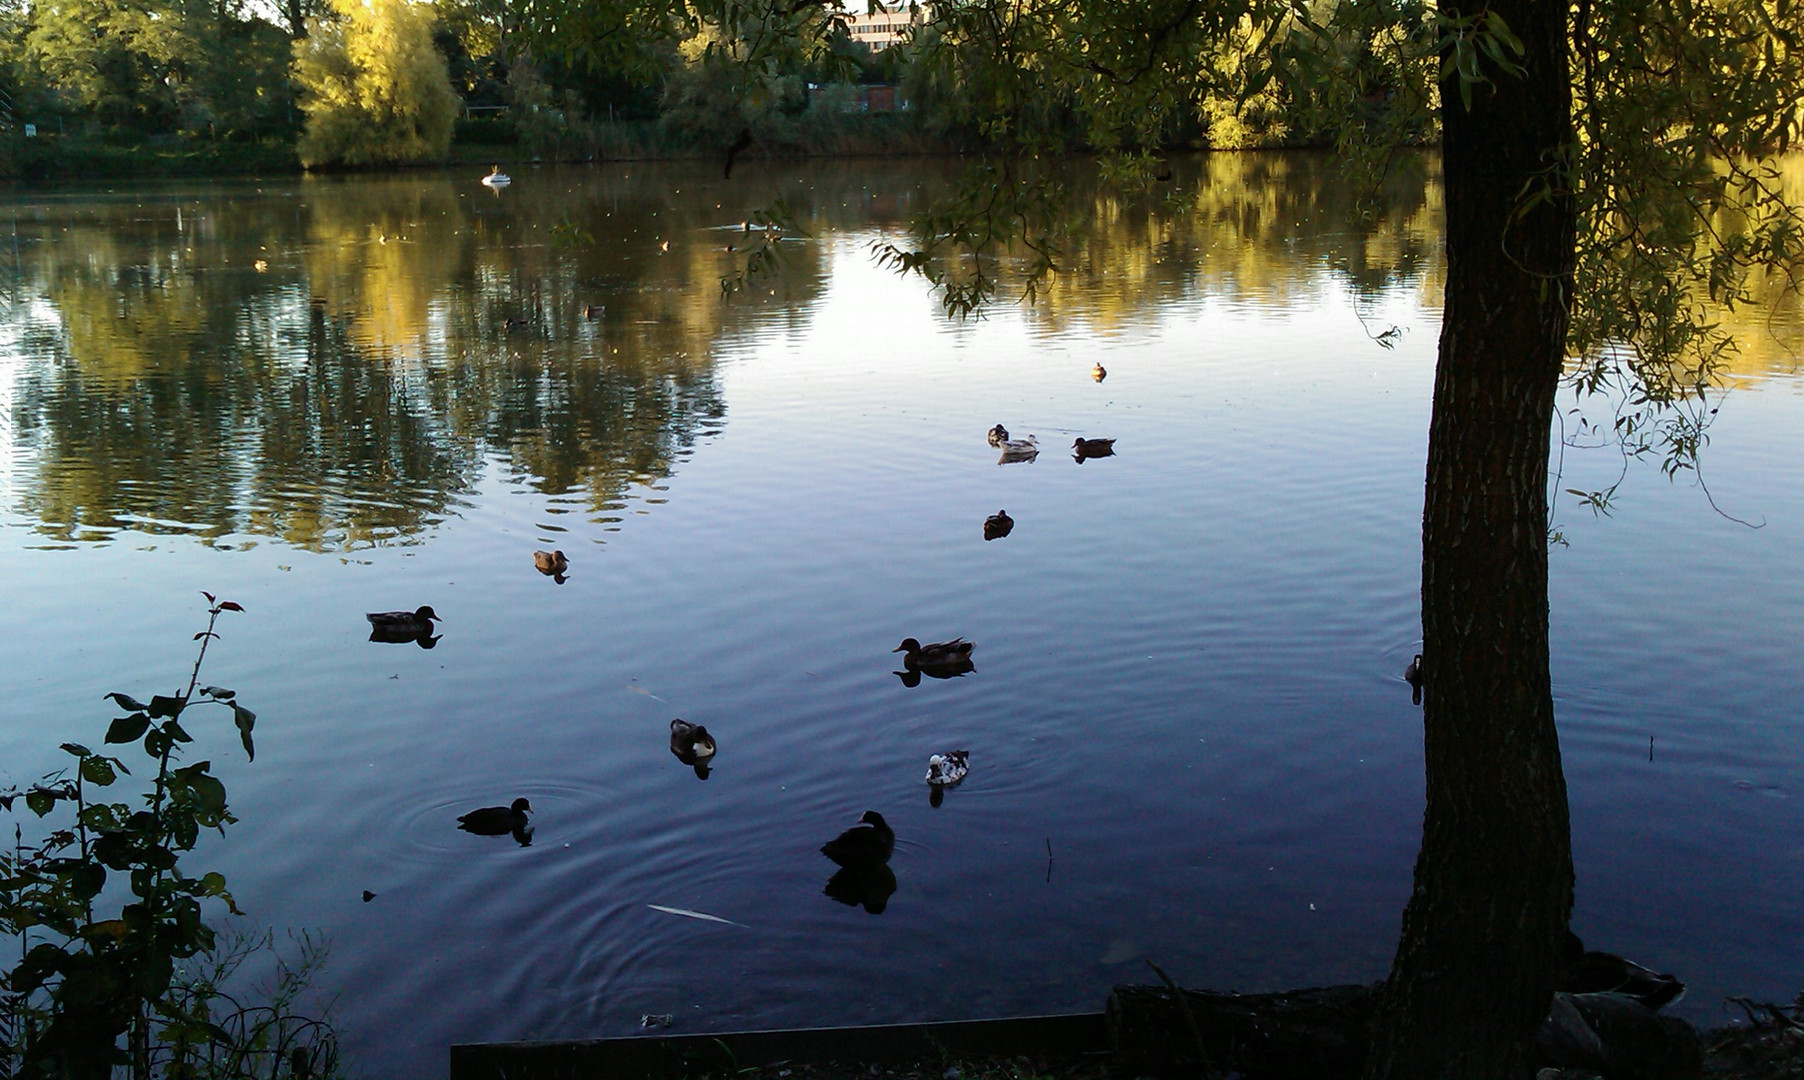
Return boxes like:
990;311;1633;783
292;0;458;167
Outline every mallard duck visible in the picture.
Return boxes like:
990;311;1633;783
669;718;717;762
988;424;1010;447
997;435;1040;463
1092;362;1107;382
983;510;1014;540
1072;437;1116;461
894;637;975;670
533;550;569;576
482;166;512;187
366;606;440;634
820;810;894;866
456;797;531;835
926;750;969;787
1557;931;1685;1009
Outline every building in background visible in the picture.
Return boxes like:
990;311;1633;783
843;4;927;49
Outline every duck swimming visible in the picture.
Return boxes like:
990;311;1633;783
1072;437;1116;461
997;435;1040;464
988;424;1010;447
894;637;975;671
669;719;717;762
533;550;569;580
456;797;531;835
820;810;894;866
1403;654;1423;705
366;606;440;634
482;166;512;187
926;750;969;787
983;510;1014;540
1092;362;1108;382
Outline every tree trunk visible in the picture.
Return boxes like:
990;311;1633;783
1365;0;1578;1075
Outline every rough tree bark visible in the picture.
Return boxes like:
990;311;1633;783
1364;0;1578;1074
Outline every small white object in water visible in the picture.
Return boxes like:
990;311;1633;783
926;750;970;787
647;904;745;927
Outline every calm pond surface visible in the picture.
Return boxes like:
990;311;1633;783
2;155;1802;1076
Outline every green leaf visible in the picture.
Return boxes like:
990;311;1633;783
105;692;148;712
106;714;151;744
66;861;105;900
200;686;235;700
232;703;257;762
25;789;57;816
148;695;184;718
79;757;117;787
163;719;193;744
60;742;92;758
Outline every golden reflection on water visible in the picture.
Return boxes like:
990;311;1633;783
4;153;1800;552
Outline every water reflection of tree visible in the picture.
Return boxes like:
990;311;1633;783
5;170;790;549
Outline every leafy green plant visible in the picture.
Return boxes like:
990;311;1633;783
0;593;337;1079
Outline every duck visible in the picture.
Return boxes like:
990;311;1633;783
533;550;569;577
1092;362;1107;382
482;166;512;187
1403;654;1423;705
1557;931;1686;1010
926;750;969;787
1072;437;1117;461
983;510;1014;540
366;606;440;634
987;423;1010;447
997;435;1040;463
894;637;975;671
456;797;531;835
669;718;717;762
820;810;894;866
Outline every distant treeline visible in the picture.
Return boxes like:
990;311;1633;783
0;0;1390;178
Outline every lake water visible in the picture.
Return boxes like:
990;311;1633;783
1;155;1801;1077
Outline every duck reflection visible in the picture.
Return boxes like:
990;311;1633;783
670;718;717;780
824;862;898;914
820;810;896;914
456;797;534;847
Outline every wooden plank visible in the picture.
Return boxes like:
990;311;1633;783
450;1013;1109;1080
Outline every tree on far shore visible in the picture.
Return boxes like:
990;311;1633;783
293;0;458;167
